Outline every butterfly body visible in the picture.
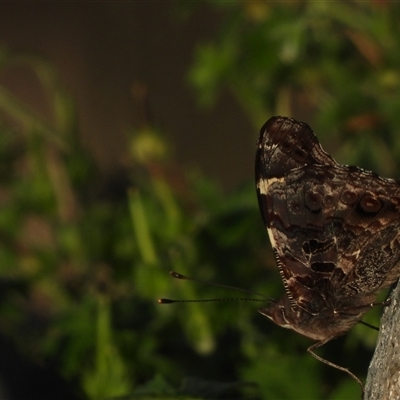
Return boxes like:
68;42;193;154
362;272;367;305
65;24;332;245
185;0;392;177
255;117;400;383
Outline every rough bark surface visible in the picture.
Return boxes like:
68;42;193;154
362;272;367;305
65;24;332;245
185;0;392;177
365;280;400;399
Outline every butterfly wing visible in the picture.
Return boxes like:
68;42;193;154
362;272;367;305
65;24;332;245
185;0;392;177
256;116;400;317
256;117;341;313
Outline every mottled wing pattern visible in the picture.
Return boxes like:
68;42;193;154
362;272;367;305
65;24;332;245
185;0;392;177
256;116;400;316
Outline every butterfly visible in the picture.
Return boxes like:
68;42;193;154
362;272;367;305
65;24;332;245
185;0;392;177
255;116;400;387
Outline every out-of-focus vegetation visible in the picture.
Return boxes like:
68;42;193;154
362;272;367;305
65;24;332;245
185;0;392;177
0;1;399;399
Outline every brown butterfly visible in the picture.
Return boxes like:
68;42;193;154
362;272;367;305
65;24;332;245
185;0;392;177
255;116;400;387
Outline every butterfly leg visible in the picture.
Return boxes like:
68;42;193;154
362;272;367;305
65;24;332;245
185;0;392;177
307;340;364;394
382;297;391;307
359;320;379;331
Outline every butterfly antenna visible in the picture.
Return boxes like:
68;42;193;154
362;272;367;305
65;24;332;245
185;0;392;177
158;270;272;304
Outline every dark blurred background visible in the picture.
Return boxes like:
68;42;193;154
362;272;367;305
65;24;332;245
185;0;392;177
0;2;253;189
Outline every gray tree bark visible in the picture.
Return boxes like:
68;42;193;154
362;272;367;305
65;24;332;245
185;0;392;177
364;280;400;399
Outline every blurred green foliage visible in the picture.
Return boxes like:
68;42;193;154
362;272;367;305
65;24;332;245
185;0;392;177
0;1;399;399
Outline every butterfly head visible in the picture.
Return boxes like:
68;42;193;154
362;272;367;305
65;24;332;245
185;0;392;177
258;296;331;341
